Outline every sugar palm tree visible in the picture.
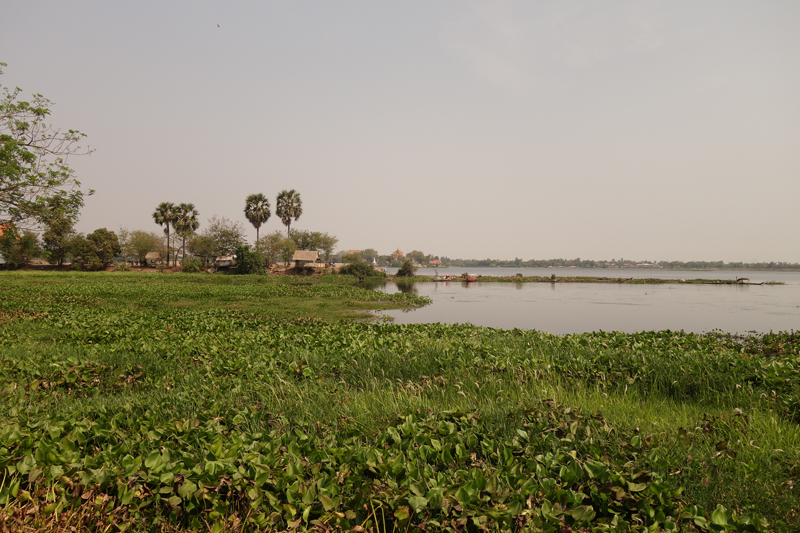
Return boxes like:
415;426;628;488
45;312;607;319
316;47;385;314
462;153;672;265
152;202;176;265
244;193;271;244
174;203;200;265
275;189;302;238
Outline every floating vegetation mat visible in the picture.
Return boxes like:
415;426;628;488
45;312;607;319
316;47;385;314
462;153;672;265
0;272;797;531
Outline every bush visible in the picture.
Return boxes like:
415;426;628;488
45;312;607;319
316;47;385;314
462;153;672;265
396;260;417;278
182;257;204;273
232;245;264;275
114;262;131;272
339;262;385;280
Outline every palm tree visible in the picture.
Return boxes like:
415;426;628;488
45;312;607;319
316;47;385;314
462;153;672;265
275;189;302;238
152;202;176;265
174;203;200;265
244;193;271;244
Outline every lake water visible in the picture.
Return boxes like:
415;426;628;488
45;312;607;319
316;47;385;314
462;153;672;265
371;269;800;334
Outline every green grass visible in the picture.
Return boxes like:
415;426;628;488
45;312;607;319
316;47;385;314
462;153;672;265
0;272;798;531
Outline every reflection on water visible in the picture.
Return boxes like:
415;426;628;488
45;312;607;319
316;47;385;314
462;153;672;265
372;279;800;334
396;281;417;294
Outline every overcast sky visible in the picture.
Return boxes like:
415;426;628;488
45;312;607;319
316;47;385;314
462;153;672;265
3;1;799;262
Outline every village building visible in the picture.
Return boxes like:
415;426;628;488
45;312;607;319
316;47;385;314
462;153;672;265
391;248;404;261
144;252;163;266
292;250;320;269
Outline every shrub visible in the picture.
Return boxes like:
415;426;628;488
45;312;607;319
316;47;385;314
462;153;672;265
339;262;385;280
232;245;264;275
397;260;417;277
157;264;166;273
114;262;131;272
182;257;204;273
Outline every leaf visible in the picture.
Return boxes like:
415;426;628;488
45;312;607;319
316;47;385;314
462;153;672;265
627;481;647;492
408;495;428;512
319;494;336;511
571;505;595;523
144;451;161;470
394;506;410;521
710;505;729;526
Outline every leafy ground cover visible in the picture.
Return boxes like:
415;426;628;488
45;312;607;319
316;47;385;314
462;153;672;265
0;272;798;532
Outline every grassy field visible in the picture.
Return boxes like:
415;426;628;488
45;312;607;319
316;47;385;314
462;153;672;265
0;272;798;532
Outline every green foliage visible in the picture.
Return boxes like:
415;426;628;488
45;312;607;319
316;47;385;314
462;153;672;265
40;199;77;265
197;215;246;257
276;189;302;237
113;262;131;272
397;259;417;277
173;202;199;261
256;230;288;266
342;251;361;264
151;202;176;264
339;262;385;280
280;237;297;265
244;193;270;243
0;225;41;268
181;257;204;273
123;229;163;264
87;228;120;264
0;63;92;225
232;244;264;275
289;229;338;263
0;273;795;530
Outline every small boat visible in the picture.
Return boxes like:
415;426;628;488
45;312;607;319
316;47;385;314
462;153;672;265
463;273;477;282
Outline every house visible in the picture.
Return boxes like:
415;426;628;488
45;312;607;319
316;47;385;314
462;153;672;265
429;259;442;266
293;250;320;269
215;255;235;268
144;252;163;266
391;248;404;261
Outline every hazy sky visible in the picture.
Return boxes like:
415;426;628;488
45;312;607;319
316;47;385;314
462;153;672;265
3;1;799;262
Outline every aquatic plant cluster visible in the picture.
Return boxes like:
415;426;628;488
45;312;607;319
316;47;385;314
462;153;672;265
0;273;798;531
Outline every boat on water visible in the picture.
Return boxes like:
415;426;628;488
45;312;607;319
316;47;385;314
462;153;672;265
463;273;477;282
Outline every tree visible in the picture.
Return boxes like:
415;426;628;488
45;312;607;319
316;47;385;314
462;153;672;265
173;203;200;264
152;202;176;265
0;225;41;268
342;252;362;264
244;193;270;244
124;230;163;265
317;233;338;264
396;259;417;277
0;63;93;227
232;244;264;275
407;250;426;264
256;230;286;266
193;216;245;257
288;229;338;263
41;217;76;265
279;238;297;266
275;189;302;237
360;248;378;263
187;234;216;265
86;228;120;264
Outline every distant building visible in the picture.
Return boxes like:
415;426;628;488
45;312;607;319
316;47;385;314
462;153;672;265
144;252;163;266
391;248;404;261
429;259;442;266
293;250;320;269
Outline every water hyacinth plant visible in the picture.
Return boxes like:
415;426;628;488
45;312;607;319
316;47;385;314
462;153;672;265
0;272;797;531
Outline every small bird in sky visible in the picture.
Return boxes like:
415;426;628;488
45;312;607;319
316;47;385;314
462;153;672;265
217;24;220;28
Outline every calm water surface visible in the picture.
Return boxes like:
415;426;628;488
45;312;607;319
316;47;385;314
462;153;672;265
371;270;800;334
